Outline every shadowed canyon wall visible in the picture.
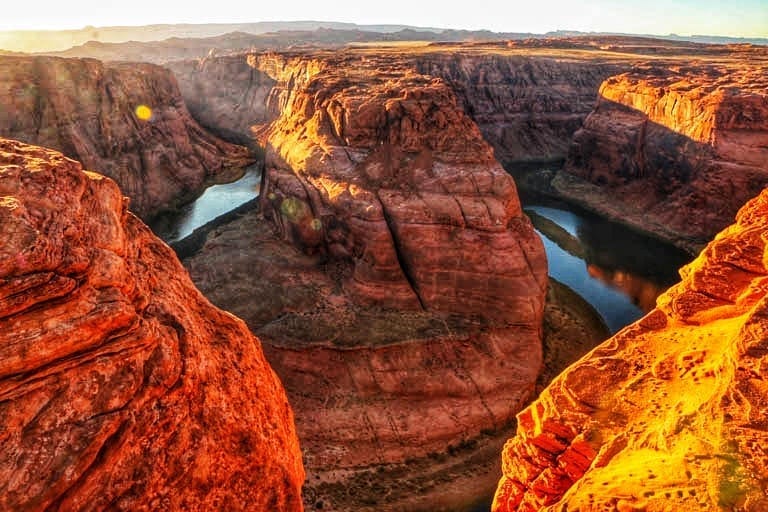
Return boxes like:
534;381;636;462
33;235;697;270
0;55;252;219
493;188;768;511
0;138;303;510
414;54;618;167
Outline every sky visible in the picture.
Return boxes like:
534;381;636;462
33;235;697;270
1;0;766;37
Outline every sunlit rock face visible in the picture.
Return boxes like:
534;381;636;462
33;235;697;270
0;138;303;511
256;51;548;318
0;56;252;219
493;188;768;511
181;49;548;509
558;61;768;251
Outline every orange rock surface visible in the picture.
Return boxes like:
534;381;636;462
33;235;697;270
0;56;252;218
182;49;549;509
493;188;768;511
560;58;768;250
0;138;303;510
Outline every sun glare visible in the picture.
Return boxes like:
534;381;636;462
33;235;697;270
135;105;153;121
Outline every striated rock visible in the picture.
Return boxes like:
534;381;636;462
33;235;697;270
493;188;768;511
559;60;768;251
0;138;303;510
182;49;548;510
167;53;326;145
255;51;548;317
169;47;619;170
415;54;618;167
0;55;252;219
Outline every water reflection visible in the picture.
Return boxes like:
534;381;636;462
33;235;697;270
150;165;262;242
523;196;692;333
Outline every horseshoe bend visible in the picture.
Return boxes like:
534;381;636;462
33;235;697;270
1;25;767;512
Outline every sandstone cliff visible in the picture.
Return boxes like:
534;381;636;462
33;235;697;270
167;53;325;145
181;49;549;510
558;61;768;251
169;48;618;169
414;54;617;167
0;55;252;219
0;138;303;510
493;188;768;511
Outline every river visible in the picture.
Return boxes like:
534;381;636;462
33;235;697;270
521;194;693;333
151;170;694;512
150;168;692;333
149;165;262;243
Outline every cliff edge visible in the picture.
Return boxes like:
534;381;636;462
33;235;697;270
494;188;768;511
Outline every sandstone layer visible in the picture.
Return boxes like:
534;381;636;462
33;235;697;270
559;58;768;251
0;138;303;510
493;188;768;511
0;55;252;219
168;46;619;168
414;54;617;167
182;49;549;510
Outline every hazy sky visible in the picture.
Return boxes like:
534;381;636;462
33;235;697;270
2;0;766;37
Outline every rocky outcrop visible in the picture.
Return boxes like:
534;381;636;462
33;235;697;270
182;49;548;510
256;52;547;317
0;138;303;510
558;62;768;250
493;188;768;511
0;55;252;219
415;54;618;167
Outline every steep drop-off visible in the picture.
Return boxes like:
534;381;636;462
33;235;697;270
0;55;252;218
0;138;303;510
182;49;549;510
414;53;618;167
558;60;768;251
168;47;620;168
493;188;768;511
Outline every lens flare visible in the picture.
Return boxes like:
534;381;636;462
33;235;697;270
135;105;153;121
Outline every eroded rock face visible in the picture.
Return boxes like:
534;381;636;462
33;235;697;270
0;56;252;218
182;49;548;510
559;61;768;250
493;188;768;511
166;54;326;145
415;54;617;167
256;51;547;318
0;138;303;511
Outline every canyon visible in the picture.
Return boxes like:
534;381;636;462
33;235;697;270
494;188;768;511
0;55;252;219
1;31;767;512
0;138;303;510
169;39;768;254
182;48;554;510
557;55;768;252
167;40;767;510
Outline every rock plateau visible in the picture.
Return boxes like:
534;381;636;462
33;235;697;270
0;138;303;511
